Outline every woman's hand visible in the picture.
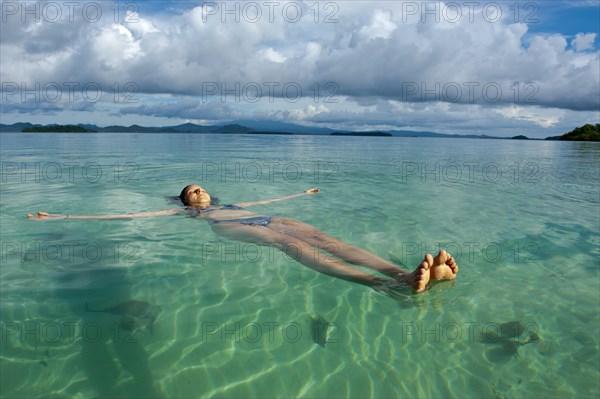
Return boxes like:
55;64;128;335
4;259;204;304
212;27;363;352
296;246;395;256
27;211;67;220
305;188;320;194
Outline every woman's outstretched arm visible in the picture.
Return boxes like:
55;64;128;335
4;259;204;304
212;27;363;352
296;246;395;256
27;209;181;220
232;188;319;208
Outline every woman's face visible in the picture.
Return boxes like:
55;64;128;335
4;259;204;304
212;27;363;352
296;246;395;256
183;185;211;206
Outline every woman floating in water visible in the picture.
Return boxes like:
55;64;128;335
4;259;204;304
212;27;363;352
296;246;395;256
28;185;458;294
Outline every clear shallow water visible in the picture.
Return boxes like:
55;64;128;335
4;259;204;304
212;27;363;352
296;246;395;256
1;133;599;398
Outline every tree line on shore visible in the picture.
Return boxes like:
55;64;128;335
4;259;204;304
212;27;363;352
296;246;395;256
559;124;600;142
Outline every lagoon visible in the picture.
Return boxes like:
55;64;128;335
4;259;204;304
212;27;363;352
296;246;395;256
1;133;599;398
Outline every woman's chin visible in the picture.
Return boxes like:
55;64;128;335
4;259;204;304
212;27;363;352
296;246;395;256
193;200;211;207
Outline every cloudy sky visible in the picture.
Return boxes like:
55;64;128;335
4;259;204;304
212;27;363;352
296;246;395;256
1;0;599;137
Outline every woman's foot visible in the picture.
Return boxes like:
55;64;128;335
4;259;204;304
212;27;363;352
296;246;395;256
429;250;458;280
372;251;457;296
411;254;432;292
391;253;432;293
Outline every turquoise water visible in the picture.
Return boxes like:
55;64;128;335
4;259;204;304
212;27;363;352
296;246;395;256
1;133;598;398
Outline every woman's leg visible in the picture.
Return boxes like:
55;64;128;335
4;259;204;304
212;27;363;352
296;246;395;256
266;218;458;280
266;218;408;276
210;222;431;292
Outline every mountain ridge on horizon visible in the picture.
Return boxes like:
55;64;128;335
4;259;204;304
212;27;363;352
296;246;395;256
0;121;552;140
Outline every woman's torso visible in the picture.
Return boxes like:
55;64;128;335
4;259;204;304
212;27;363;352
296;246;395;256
191;205;269;223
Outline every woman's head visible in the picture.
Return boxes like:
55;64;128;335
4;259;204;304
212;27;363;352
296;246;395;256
179;184;212;207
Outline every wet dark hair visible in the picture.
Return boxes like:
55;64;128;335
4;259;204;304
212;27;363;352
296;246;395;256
179;184;195;205
176;185;219;206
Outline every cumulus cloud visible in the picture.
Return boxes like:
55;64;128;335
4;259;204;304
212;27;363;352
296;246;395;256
257;48;287;63
92;24;143;69
356;9;397;42
572;33;597;52
495;105;562;128
3;2;599;108
1;1;599;136
288;104;330;121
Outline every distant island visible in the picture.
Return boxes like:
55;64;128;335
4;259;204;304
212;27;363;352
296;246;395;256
22;124;95;133
331;132;392;137
3;122;500;138
2;121;599;141
559;124;600;142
